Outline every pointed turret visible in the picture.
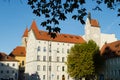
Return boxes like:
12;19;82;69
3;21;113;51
22;27;28;47
22;27;28;37
30;20;40;39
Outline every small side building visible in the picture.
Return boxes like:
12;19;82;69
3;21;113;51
9;46;26;80
101;40;120;80
0;52;19;80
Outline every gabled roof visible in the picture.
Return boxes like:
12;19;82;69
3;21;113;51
9;46;26;57
101;40;120;57
28;21;85;44
0;52;18;61
23;28;28;37
90;19;99;27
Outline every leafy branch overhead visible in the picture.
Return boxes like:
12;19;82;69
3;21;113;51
28;0;120;38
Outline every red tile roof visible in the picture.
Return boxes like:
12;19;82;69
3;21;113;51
28;21;85;44
23;28;28;37
0;52;18;61
10;46;26;57
90;19;99;27
101;40;120;57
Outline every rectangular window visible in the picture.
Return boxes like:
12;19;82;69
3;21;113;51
57;57;59;62
43;65;46;71
37;55;40;61
13;63;15;67
62;57;65;62
57;48;59;53
57;66;60;71
43;75;45;80
57;75;59;80
1;63;3;66
67;49;69;53
62;48;64;53
37;46;40;51
7;70;9;74
43;56;46;61
62;66;64;71
22;61;24;66
43;47;46;52
7;63;9;66
37;65;40;71
49;56;52;61
49;66;51;71
0;70;3;73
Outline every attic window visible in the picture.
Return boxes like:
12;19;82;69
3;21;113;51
115;44;119;48
69;36;73;38
21;52;24;54
76;37;79;39
64;35;67;38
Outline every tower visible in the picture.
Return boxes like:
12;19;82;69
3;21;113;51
84;12;101;47
22;28;28;48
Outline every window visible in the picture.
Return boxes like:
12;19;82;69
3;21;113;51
12;70;15;74
7;63;9;66
49;66;51;71
62;48;64;53
43;56;46;61
43;47;46;52
62;57;65;62
13;63;15;67
37;46;40;51
67;49;69;53
0;70;3;73
57;57;60;62
57;75;59;80
37;65;40;71
57;66;60;71
6;70;9;74
1;63;3;66
62;66;65;71
49;56;52;61
43;75;45;80
43;65;46;71
37;55;40;61
57;48;59;53
22;61;24;66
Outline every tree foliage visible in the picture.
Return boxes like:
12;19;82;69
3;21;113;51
66;40;104;79
27;0;120;38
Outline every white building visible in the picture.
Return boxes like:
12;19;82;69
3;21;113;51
24;21;85;80
83;13;117;48
24;13;118;80
0;52;19;80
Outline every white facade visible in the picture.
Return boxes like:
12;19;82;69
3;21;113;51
25;29;75;80
83;13;117;48
0;61;19;80
100;33;117;48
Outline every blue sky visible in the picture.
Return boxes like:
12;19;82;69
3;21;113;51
0;0;120;54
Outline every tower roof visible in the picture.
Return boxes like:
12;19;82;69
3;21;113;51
90;19;99;27
22;27;28;37
87;12;100;27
